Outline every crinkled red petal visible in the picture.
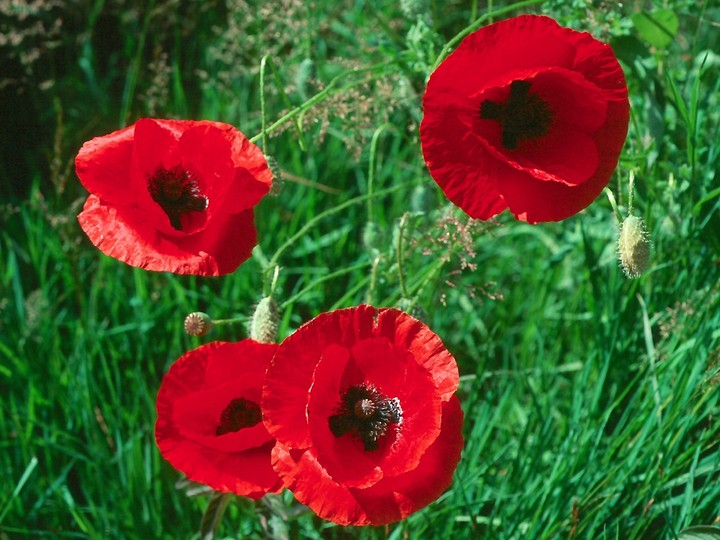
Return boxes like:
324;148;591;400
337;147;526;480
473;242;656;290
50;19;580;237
78;195;256;275
74;124;135;205
155;341;282;497
271;396;463;525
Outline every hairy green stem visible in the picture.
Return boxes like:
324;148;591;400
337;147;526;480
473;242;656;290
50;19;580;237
367;124;395;222
264;183;412;292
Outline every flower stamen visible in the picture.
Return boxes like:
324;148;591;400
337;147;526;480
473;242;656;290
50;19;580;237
216;398;262;435
328;383;402;451
480;80;554;150
148;166;208;230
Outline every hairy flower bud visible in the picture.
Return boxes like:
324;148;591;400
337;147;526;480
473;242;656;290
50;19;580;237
265;155;283;196
410;184;435;214
618;215;650;278
400;0;429;19
362;221;383;255
184;312;214;336
250;297;280;344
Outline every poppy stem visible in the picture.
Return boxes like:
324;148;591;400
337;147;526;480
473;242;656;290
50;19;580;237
366;255;384;305
264;182;412;285
259;56;269;153
396;212;411;299
604;187;623;225
627;171;635;214
281;261;372;310
367;124;395;223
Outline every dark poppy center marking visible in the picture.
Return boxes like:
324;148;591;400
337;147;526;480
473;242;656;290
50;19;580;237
216;397;262;436
148;166;207;230
480;80;554;150
328;383;402;451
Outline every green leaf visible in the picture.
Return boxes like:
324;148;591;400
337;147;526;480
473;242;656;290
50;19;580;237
677;526;720;540
631;9;679;49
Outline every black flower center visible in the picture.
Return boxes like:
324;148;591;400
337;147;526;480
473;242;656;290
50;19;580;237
328;383;402;451
148;166;208;230
480;80;554;150
216;398;262;436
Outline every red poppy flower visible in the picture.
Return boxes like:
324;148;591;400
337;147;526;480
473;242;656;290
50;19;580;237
420;15;629;223
155;340;283;498
262;305;463;526
75;118;272;275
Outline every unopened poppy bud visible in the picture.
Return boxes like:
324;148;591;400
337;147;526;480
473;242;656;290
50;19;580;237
410;184;435;214
250;297;280;343
363;221;383;254
295;58;316;101
265;155;283;196
400;0;429;19
184;312;214;336
618;215;650;278
396;298;428;321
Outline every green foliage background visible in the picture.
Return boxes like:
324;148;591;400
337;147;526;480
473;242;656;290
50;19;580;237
1;0;719;538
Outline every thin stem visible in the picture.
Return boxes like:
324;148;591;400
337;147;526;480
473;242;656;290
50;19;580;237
259;55;269;153
396;212;411;299
366;255;384;305
266;56;307;150
605;187;623;224
367;124;395;222
627;170;635;214
250;58;402;144
281;261;371;309
264;182;412;291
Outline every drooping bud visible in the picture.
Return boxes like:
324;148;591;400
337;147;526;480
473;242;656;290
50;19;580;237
184;312;214;336
362;221;383;255
410;184;435;214
400;0;429;19
265;155;283;197
396;297;428;322
295;58;316;101
618;215;650;278
250;297;280;343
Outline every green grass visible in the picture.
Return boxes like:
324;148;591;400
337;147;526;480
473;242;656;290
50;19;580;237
1;0;720;538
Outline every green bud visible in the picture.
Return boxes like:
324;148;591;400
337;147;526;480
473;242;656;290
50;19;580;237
410;184;435;214
184;312;214;336
362;221;383;254
265;155;283;196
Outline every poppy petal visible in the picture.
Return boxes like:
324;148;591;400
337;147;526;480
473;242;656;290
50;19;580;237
74;124;135;204
78;195;256;275
420;14;629;223
155;341;282;497
75;118;270;275
264;306;463;525
271;397;464;525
